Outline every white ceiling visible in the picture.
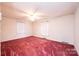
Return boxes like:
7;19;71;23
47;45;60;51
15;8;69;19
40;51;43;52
12;2;79;16
2;2;79;21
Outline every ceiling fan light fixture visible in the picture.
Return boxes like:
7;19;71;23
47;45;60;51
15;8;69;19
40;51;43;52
28;13;40;21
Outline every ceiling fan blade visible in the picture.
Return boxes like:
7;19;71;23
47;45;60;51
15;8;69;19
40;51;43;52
32;7;39;15
24;7;39;17
38;15;49;18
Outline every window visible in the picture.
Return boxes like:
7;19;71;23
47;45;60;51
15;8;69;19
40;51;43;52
17;22;25;34
40;22;49;36
0;12;2;21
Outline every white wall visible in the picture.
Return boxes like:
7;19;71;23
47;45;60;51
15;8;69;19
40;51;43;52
1;17;32;42
0;21;1;41
33;14;74;44
75;7;79;54
2;14;75;45
0;13;1;42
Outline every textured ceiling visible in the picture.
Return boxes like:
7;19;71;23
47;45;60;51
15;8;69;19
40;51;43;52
1;2;79;21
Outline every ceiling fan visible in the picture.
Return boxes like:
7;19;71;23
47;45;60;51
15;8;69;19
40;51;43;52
13;6;50;21
25;7;49;21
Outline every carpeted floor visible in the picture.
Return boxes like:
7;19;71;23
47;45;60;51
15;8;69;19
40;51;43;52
1;36;78;56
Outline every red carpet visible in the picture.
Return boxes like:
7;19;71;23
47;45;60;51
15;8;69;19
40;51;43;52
1;36;78;56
